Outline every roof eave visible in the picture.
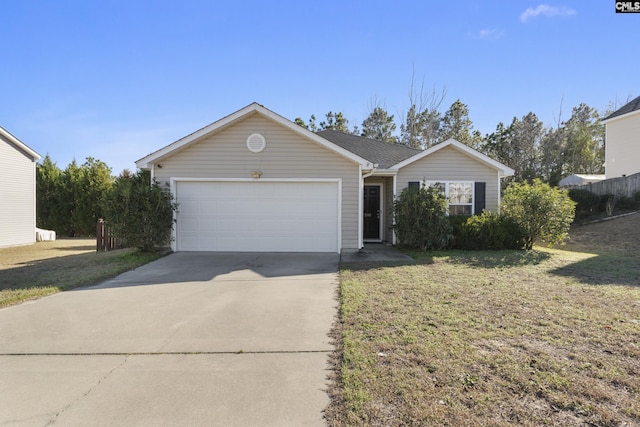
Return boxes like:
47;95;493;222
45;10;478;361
602;107;640;124
0;126;41;161
368;168;399;176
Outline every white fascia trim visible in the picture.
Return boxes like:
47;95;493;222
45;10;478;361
136;102;373;170
602;107;640;124
368;168;398;176
391;139;515;178
0;126;41;161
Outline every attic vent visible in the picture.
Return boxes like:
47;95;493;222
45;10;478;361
247;133;266;153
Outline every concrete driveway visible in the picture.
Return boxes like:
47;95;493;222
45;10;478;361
0;252;339;426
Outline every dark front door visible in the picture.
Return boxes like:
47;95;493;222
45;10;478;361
363;185;381;240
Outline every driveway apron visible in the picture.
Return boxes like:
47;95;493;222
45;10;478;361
0;252;339;426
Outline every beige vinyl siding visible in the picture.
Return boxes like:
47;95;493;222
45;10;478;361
396;146;501;212
154;114;361;250
605;113;640;179
0;138;36;248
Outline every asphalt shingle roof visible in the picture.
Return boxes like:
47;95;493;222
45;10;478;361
604;95;640;121
316;129;421;169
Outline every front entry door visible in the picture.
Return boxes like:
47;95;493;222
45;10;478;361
363;185;381;240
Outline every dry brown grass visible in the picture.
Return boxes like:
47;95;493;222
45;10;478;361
329;215;640;426
0;239;164;307
0;238;97;267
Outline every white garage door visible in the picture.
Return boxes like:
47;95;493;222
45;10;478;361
175;180;340;252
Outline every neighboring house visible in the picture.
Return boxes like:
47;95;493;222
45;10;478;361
0;126;41;248
135;103;514;253
603;95;640;179
558;174;606;188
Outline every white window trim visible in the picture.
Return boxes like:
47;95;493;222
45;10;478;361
424;180;475;215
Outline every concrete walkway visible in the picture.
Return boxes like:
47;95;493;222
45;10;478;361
0;252;339;426
340;243;414;263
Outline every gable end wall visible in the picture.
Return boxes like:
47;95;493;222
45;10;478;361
396;146;501;212
0;137;36;247
153;114;361;250
606;113;640;179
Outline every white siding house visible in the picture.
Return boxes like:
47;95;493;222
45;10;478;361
603;95;640;179
0;127;41;248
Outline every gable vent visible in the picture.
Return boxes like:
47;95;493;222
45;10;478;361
247;133;266;153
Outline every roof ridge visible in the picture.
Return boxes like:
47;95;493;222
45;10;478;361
316;129;421;153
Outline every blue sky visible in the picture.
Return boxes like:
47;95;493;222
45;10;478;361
2;1;637;174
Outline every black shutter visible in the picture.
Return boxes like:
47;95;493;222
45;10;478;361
474;182;486;214
408;181;420;191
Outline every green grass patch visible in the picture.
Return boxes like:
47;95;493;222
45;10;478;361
330;247;640;426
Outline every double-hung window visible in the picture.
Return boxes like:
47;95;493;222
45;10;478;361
425;181;474;215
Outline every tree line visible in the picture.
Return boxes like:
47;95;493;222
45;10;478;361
37;157;175;249
296;96;614;186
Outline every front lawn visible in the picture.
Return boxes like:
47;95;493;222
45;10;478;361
0;239;165;307
328;217;640;426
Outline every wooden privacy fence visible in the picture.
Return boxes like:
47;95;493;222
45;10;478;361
96;219;125;252
574;172;640;198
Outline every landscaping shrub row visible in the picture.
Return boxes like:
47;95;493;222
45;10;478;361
448;213;525;250
395;180;576;251
568;188;640;221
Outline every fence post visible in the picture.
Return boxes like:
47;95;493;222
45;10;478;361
97;219;105;252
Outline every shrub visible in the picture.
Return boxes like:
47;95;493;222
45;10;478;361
568;188;601;220
450;211;525;250
103;170;178;252
394;185;452;250
501;179;576;250
616;195;640;211
600;194;617;216
448;215;471;248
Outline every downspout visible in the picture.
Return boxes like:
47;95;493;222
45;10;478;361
392;174;397;245
362;163;379;179
358;165;363;249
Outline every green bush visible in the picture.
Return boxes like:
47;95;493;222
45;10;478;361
394;185;452;250
568;188;601;220
448;215;471;248
450;211;525;250
501;179;576;250
103;171;178;252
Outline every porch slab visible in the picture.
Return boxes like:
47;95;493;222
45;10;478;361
340;243;413;263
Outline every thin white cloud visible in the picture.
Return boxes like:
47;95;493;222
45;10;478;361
520;4;576;22
478;29;505;40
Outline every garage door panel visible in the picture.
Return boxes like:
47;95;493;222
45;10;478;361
175;181;339;252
